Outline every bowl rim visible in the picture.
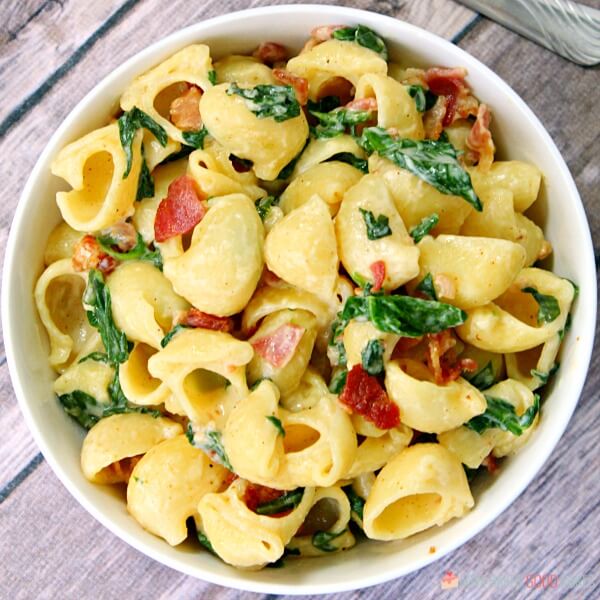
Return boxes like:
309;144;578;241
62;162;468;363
2;3;597;595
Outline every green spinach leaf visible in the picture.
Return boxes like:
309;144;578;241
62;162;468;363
416;273;437;301
182;126;209;149
97;232;163;270
531;363;559;386
255;195;280;220
329;368;348;394
522;287;561;324
58;390;105;429
466;394;540;436
339;294;467;337
312;529;347;552
227;83;300;122
327;152;368;173
467;361;495;390
342;485;365;521
160;324;191;348
359;208;392;240
307;96;341;113
78;351;109;364
361;339;384;376
310;107;373;139
266;415;285;436
357;127;482;210
84;270;130;365
118;107;168;178
136;150;155;201
186;423;233;471
405;85;437;112
255;489;304;515
197;530;216;554
208;69;217;85
410;213;439;243
332;25;388;60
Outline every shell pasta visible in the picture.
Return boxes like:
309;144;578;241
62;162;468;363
37;23;577;570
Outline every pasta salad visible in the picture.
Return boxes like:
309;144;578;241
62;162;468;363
35;23;576;569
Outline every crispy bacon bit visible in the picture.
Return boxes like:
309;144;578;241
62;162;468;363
425;330;478;385
392;336;423;359
105;455;142;483
345;97;378;112
154;175;207;242
423;67;479;137
72;235;117;275
433;273;456;300
251;324;305;368
244;483;289;516
100;221;137;252
369;260;386;292
339;365;400;430
169;85;202;131
219;470;238;492
315;76;355;105
466;103;495;171
258;268;283;289
178;308;234;333
310;24;346;42
423;95;448;140
272;68;309;105
482;454;499;474
253;42;288;65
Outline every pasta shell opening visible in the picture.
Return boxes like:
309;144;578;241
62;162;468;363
373;492;443;536
283;424;321;453
72;151;115;222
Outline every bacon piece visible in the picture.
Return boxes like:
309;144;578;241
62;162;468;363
251;323;305;368
169;85;202;131
425;330;478;385
104;455;142;483
482;454;499;474
369;260;386;292
339;365;400;430
178;308;234;333
219;470;238;492
423;95;448;140
100;221;137;252
272;68;309;105
433;273;456;300
466;103;495;171
252;42;288;65
345;97;377;112
154;175;207;242
310;24;346;42
244;483;291;517
72;235;117;275
392;336;423;359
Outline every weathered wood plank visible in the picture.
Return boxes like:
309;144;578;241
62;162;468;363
0;0;128;125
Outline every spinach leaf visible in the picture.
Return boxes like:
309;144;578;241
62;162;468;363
343;485;365;521
78;351;109;364
312;529;347;552
118;107;167;178
521;287;561;324
182;126;209;149
307;96;341;113
559;313;572;341
136;150;155;201
97;232;163;270
327;152;368;173
358;127;482;211
227;83;300;122
329;368;348;394
361;339;384;376
410;213;439;243
416;273;437;301
84;270;130;365
160;324;191;348
359;208;392;240
466;394;540;436
310;107;373;139
405;85;437;112
332;24;388;60
266;415;285;436
531;363;559;386
339;294;467;337
255;489;304;515
208;69;217;85
58;390;105;429
467;361;495;390
255;195;280;220
197;530;216;554
186;423;233;471
328;315;349;366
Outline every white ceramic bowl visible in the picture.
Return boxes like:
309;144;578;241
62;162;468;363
2;4;596;595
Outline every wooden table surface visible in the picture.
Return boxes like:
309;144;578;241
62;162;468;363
1;1;598;598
